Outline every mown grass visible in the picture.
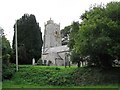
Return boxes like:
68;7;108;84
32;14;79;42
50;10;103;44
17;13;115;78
2;65;120;89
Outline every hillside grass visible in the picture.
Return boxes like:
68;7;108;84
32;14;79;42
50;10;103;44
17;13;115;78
2;65;120;89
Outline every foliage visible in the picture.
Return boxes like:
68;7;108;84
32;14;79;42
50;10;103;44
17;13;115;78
70;50;81;67
2;64;16;80
2;35;11;60
8;66;75;86
74;2;120;68
68;21;79;50
2;35;15;80
61;26;71;38
61;21;79;47
2;35;12;65
61;22;80;66
61;25;71;45
12;14;43;64
2;65;120;88
65;21;81;67
72;67;120;86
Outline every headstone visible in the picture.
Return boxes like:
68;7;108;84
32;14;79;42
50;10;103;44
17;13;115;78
32;58;35;65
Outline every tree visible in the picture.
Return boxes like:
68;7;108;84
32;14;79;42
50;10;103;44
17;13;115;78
74;2;120;68
1;33;15;80
68;21;79;50
70;51;81;67
2;35;12;65
61;26;71;45
61;22;80;67
12;14;43;64
67;21;82;67
61;21;80;47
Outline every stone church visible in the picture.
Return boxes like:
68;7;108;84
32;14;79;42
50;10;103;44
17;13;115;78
42;19;70;66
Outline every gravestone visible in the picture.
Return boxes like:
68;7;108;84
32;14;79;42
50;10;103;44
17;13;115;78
32;58;35;65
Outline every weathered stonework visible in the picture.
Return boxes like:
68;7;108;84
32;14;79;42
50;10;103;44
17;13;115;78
42;19;70;66
43;18;61;50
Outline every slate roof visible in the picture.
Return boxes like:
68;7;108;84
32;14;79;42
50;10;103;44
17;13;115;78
43;45;69;54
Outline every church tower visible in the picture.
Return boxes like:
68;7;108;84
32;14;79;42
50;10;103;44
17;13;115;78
43;18;61;52
42;19;70;66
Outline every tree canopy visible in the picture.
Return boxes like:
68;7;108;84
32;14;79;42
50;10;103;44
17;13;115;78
2;35;12;64
61;21;80;67
1;32;16;80
61;25;71;45
68;21;79;50
73;2;120;68
12;14;43;64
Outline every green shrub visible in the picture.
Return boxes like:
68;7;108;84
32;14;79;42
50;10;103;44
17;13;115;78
2;64;16;80
55;67;60;70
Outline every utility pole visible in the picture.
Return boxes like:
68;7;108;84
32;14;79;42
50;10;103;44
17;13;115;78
15;20;18;71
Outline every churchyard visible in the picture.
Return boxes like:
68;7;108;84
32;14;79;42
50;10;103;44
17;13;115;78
1;1;120;90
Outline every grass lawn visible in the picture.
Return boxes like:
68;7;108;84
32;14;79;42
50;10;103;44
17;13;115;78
2;65;120;89
3;80;119;88
3;82;119;90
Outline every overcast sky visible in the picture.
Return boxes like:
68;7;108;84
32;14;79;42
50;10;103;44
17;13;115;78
0;0;119;45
